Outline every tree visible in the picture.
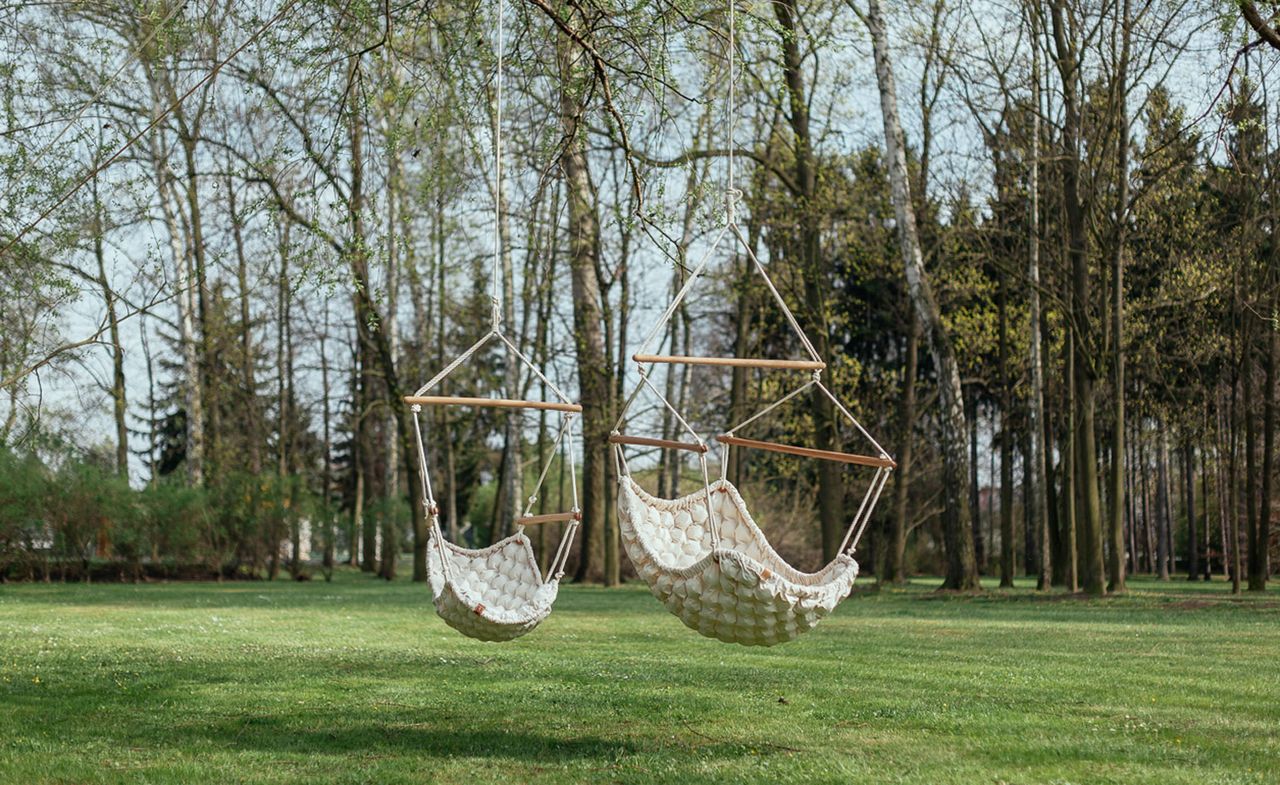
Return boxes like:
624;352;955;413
859;0;979;590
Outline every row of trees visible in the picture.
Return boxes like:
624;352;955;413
0;0;1276;591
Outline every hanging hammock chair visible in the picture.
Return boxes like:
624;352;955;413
408;333;583;642
404;0;581;642
607;1;893;646
610;193;895;647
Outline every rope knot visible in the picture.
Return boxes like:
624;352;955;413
411;403;422;413
725;188;743;222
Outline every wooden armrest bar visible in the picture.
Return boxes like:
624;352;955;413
609;433;709;454
516;511;581;525
633;353;825;371
403;395;582;413
717;434;897;469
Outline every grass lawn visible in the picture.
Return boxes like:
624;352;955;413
0;571;1276;784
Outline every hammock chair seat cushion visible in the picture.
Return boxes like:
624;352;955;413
618;476;858;646
427;533;559;642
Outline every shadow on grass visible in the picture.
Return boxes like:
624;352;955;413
197;716;640;762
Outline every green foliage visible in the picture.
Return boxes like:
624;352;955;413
0;448;321;581
0;450;49;579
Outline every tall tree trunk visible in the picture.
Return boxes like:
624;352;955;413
1244;307;1258;591
1050;0;1106;595
91;175;128;483
1062;296;1079;591
227;175;263;476
1106;0;1132;593
1253;284;1275;590
885;312;918;585
1156;422;1172;580
863;0;978;589
155;170;203;486
178;130;217;478
557;27;608;582
1183;440;1198;580
1027;29;1050;587
776;0;844;560
320;302;335;577
497;184;520;548
999;269;1014;587
1200;436;1213;580
1146;420;1157;573
1044;322;1064;586
969;396;984;572
385;111;406;580
435;185;460;543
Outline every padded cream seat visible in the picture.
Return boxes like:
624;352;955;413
617;476;859;647
427;533;560;642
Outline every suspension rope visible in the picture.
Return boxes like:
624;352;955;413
546;419;582;581
727;0;736;198
522;412;575;517
723;378;816;436
490;0;504;328
412;406;452;582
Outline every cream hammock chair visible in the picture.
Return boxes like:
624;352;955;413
404;0;581;642
609;2;894;647
407;366;582;642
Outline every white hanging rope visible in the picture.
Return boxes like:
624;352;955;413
490;0;504;328
729;223;822;362
631;225;729;360
413;330;496;396
547;418;583;581
609;0;894;567
723;378;816;436
411;406;452;582
404;0;586;593
495;330;575;404
816;381;891;458
840;467;891;554
522;412;575;517
727;0;736;198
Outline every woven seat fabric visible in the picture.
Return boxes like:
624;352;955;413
617;476;858;646
426;533;559;642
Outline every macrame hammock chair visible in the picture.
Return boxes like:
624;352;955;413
609;1;895;647
407;354;582;642
404;0;582;642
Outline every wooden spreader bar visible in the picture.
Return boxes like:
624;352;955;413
404;395;582;413
609;433;709;454
633;354;825;372
717;434;897;469
516;511;581;525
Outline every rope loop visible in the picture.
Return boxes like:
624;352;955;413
725;187;743;223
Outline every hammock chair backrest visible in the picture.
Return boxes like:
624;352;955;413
428;534;547;615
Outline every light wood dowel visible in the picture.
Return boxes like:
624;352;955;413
609;433;709;454
633;353;825;371
516;511;581;525
717;434;896;469
403;395;582;413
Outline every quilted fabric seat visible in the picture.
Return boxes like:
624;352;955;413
617;476;858;646
427;533;560;642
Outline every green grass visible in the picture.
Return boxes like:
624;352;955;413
0;572;1276;785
